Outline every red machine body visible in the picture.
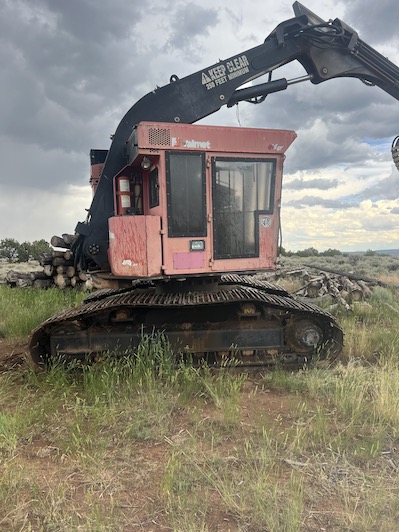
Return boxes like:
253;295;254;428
108;122;296;279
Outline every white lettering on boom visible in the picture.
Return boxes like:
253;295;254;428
201;54;250;90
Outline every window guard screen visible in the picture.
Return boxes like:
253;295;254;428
166;152;206;237
212;157;276;259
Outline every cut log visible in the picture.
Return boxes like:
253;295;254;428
340;289;350;301
5;271;18;284
326;280;351;311
63;250;73;261
51;235;71;249
38;252;53;266
66;265;76;278
52;257;74;267
307;283;322;298
62;233;75;246
51;250;66;258
78;270;89;282
342;278;362;298
6;270;32;283
303;263;390;287
54;274;71;289
358;280;372;298
82;278;94;291
43;264;54;277
29;271;48;281
16;277;33;288
33;279;53;289
70;276;79;287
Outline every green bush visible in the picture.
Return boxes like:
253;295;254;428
0;238;51;263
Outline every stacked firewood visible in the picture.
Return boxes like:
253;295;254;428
5;234;93;290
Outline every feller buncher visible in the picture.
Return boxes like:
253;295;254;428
30;3;399;368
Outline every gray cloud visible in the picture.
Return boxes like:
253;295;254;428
284;177;340;191
360;216;396;231
284;196;354;210
166;3;219;54
0;0;158;199
0;0;147;153
343;0;399;45
250;76;397;173
354;170;399;201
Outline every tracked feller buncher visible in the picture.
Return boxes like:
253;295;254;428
30;3;399;369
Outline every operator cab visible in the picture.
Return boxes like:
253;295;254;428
101;122;295;279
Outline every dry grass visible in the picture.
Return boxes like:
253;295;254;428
1;338;399;530
0;259;40;281
0;255;399;529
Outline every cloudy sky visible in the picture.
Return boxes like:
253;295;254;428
1;0;398;252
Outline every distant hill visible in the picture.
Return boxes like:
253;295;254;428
376;249;399;256
346;249;399;257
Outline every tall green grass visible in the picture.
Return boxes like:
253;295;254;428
0;285;85;338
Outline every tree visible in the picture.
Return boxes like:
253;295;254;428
365;249;377;256
29;239;52;260
0;238;23;262
320;248;342;257
0;238;51;262
18;241;30;262
296;247;319;257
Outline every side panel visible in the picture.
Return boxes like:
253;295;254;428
173;251;206;270
108;216;162;277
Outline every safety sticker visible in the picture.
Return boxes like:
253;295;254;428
260;217;272;228
201;54;250;90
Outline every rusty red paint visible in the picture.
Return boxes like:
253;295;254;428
135;121;296;155
90;163;103;196
108;216;162;277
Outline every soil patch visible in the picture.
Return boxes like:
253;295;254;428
0;338;29;371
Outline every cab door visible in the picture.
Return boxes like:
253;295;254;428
212;156;278;269
162;151;209;274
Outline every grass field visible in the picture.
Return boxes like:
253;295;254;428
1;256;399;530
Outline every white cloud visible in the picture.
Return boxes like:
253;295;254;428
281;197;399;252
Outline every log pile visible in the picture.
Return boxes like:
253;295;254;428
267;265;382;310
5;270;53;289
5;234;93;291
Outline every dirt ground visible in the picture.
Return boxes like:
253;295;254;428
0;338;308;530
0;338;28;371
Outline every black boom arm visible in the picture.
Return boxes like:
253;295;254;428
75;1;399;270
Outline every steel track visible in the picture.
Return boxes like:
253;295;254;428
29;275;343;368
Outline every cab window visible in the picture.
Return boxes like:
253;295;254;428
166;152;206;237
